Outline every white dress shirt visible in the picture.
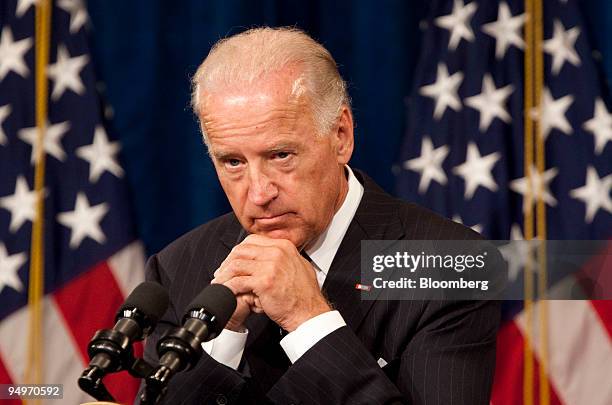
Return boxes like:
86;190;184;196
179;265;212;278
203;166;364;369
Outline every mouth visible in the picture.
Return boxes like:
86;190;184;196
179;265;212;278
253;213;292;226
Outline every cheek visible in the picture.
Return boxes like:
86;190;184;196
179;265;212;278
219;178;247;211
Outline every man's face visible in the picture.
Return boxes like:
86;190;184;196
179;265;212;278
199;70;353;249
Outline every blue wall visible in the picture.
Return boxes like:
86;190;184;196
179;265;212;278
86;0;612;255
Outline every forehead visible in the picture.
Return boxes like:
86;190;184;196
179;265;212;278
201;73;315;151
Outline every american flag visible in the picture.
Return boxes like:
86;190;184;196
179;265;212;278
0;0;145;403
395;0;611;404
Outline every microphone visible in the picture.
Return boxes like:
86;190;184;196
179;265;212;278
141;284;236;404
78;281;170;401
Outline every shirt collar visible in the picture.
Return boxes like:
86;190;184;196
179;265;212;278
305;166;364;275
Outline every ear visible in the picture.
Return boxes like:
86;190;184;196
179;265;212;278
333;105;354;165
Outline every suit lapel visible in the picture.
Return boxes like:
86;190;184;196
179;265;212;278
323;170;404;332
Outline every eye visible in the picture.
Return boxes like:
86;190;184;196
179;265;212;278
273;151;291;160
222;158;244;170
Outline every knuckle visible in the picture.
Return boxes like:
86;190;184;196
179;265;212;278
271;246;284;260
260;274;274;290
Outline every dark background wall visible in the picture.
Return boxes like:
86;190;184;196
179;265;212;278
85;0;612;255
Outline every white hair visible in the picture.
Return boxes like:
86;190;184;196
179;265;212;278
191;27;351;145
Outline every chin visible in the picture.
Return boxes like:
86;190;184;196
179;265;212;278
254;228;304;247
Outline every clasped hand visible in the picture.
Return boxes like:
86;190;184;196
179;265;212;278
211;234;331;332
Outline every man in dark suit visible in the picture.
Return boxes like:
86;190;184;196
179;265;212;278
142;27;500;404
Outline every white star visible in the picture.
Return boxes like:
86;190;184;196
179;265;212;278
582;98;612;155
435;0;478;50
57;0;89;33
18;120;70;164
0;243;26;294
15;0;38;18
499;225;538;282
543;19;581;75
465;74;514;132
482;2;526;59
510;165;559;213
47;45;88;100
0;176;42;233
452;142;500;199
419;63;464;119
533;88;574;142
76;126;124;183
452;215;483;234
57;192;109;249
403;137;449;194
0;104;11;146
569;166;612;223
0;27;33;80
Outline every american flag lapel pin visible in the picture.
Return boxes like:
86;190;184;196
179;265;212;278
355;283;372;291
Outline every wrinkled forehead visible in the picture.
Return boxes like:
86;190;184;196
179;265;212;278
196;65;309;119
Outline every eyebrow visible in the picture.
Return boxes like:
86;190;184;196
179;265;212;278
211;150;236;160
265;142;300;153
211;142;300;160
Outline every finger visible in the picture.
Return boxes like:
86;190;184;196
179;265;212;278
243;234;296;251
237;293;255;306
241;293;265;313
251;306;265;314
229;243;298;265
223;276;255;295
213;258;257;283
216;239;265;272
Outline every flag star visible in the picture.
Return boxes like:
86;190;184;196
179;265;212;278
452;215;483;234
569;166;612;223
0;176;42;233
403;137;449;194
47;45;89;100
419;63;464;119
582;98;612;155
510;165;559;213
499;225;538;282
0;27;33;80
57;192;109;249
543;19;581;75
0;243;27;294
452;142;501;199
76;126;124;183
18;120;71;164
15;0;38;18
0;104;11;146
435;0;478;51
533;88;574;142
465;74;514;132
482;2;526;59
57;0;89;33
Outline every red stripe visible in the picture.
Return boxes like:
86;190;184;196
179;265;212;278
579;240;612;339
492;321;524;405
0;356;21;405
492;320;564;405
54;261;125;361
590;300;612;339
53;260;139;404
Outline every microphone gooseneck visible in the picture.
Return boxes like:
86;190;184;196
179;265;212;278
78;281;170;401
141;284;237;404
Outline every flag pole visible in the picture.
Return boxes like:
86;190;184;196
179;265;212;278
25;0;52;401
533;0;550;403
523;0;536;404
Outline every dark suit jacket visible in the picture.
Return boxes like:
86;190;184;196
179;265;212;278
141;170;501;405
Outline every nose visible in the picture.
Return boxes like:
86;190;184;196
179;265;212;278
247;167;278;206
